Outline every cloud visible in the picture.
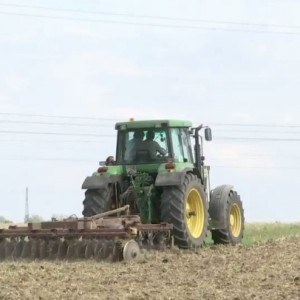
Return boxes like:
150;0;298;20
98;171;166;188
0;74;30;109
0;31;37;44
0;93;8;102
49;51;144;116
231;112;254;123
280;112;296;124
5;75;30;93
63;23;140;40
57;52;142;78
206;141;276;176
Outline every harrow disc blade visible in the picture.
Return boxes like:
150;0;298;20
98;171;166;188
0;240;5;260
85;240;96;259
48;240;59;260
30;239;40;260
107;240;115;259
5;239;16;260
12;240;24;259
112;241;123;262
94;239;114;261
122;240;140;261
21;241;31;259
79;240;89;258
57;241;68;260
94;239;106;260
65;240;86;260
66;242;78;260
39;240;48;259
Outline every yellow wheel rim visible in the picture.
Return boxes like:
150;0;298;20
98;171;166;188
230;203;242;237
185;188;205;238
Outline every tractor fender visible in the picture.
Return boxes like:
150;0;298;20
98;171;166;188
155;169;193;186
209;185;233;229
82;175;121;190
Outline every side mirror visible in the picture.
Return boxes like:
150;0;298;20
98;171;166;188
204;127;212;141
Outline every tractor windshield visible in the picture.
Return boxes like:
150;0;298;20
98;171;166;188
116;129;170;164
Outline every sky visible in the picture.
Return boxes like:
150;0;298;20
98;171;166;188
0;0;300;222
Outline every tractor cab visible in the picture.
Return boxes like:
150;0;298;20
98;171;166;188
115;120;195;165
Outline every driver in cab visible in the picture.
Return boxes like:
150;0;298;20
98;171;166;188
138;130;167;159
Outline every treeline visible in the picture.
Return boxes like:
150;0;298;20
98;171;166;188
0;214;70;223
0;216;12;223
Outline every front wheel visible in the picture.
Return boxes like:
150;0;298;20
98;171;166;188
211;191;245;245
160;173;208;249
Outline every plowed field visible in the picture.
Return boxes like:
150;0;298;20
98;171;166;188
0;237;299;300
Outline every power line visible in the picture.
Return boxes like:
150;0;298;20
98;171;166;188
1;3;300;30
216;136;300;142
2;112;300;129
0;138;104;144
209;122;300;128
3;154;300;161
215;129;300;134
209;155;300;160
1;10;300;35
0;119;113;128
0;130;115;137
2;119;300;133
1;130;300;141
0;112;118;121
212;165;300;170
0;157;96;162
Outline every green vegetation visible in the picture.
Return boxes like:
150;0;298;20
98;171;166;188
51;214;69;221
242;222;300;245
205;222;300;245
0;216;11;224
27;214;44;222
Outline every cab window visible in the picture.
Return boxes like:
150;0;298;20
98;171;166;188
170;128;193;163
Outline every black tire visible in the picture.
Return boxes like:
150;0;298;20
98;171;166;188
210;191;245;245
82;186;113;217
160;173;208;249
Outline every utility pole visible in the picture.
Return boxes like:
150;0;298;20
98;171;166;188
25;187;29;223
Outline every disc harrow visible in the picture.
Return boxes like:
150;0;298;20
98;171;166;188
0;206;173;262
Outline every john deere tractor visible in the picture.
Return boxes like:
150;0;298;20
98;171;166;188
82;119;245;248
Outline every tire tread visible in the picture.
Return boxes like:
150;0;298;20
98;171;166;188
161;173;208;249
82;187;113;217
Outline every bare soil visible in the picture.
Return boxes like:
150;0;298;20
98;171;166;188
0;238;299;300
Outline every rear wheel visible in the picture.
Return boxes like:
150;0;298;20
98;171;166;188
160;173;208;249
82;186;113;217
211;191;244;245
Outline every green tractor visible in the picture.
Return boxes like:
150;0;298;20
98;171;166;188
82;119;245;248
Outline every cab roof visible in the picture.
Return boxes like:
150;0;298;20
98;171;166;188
115;119;193;130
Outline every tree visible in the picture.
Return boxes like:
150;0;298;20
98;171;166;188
0;216;12;223
51;214;69;221
27;215;44;222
